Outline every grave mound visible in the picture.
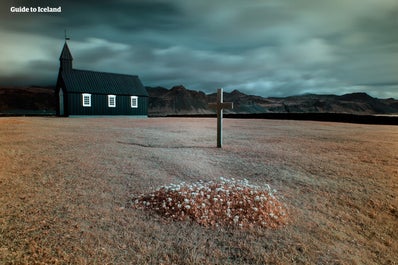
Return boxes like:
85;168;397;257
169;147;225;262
132;177;288;229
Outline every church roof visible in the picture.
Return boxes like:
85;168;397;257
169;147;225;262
59;42;73;61
60;69;148;96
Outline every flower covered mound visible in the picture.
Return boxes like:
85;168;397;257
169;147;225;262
131;177;288;229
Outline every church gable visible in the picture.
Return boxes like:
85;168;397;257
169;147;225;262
59;42;73;72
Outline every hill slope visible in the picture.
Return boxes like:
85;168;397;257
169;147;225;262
0;86;56;114
148;86;398;115
1;85;398;116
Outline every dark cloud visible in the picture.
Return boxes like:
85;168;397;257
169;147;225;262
61;1;184;32
1;0;397;98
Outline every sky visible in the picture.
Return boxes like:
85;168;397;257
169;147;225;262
1;0;397;98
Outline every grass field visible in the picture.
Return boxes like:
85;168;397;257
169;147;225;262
1;117;397;264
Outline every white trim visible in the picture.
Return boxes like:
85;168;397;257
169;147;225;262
82;93;91;107
131;96;138;108
108;95;116;108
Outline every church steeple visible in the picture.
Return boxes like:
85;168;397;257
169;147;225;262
59;41;73;72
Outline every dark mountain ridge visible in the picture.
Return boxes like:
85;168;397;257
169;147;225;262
148;85;209;115
1;85;398;117
147;86;398;115
0;86;55;114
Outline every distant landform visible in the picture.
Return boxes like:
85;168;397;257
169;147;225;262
147;85;398;116
1;85;398;117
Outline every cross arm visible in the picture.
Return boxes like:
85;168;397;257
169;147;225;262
208;102;233;110
221;102;233;110
208;103;218;109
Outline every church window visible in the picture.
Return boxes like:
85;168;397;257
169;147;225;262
82;93;91;107
108;95;116;108
131;96;138;108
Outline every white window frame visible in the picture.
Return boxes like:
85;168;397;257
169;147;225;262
82;93;91;107
108;95;116;108
131;96;138;108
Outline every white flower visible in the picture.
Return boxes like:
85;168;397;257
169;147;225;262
226;208;231;218
233;215;239;224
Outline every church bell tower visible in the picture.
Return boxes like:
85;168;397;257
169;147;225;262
59;41;73;72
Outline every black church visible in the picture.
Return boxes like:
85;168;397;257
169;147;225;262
55;41;148;117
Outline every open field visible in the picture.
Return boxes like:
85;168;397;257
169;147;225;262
1;117;397;264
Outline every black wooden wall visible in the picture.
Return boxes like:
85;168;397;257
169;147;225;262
66;93;148;116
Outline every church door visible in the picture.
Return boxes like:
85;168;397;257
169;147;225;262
59;88;64;116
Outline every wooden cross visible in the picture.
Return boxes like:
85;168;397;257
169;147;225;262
208;88;233;148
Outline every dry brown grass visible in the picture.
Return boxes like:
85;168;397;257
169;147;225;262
1;117;397;264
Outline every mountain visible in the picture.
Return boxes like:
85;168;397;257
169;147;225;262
267;92;398;114
0;86;56;114
1;85;398;116
148;85;210;115
148;86;398;115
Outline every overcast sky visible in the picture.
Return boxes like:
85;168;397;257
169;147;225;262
1;0;397;98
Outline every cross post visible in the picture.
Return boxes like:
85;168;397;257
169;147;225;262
208;88;233;148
